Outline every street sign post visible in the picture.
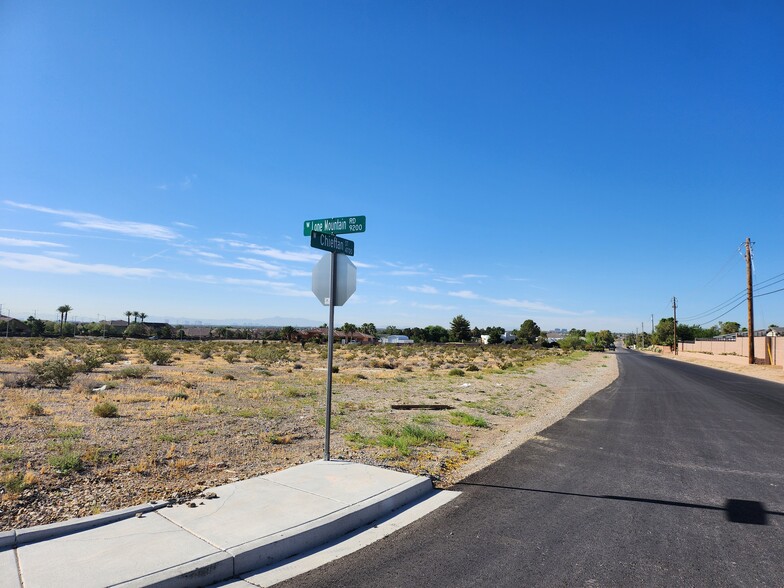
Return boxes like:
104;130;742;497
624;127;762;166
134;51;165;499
310;231;355;256
303;215;366;236
305;215;364;462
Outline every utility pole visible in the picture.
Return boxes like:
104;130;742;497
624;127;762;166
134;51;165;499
651;314;654;336
746;237;755;364
672;297;678;355
641;322;645;348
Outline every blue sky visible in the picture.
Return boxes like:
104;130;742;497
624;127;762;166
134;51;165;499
1;1;783;332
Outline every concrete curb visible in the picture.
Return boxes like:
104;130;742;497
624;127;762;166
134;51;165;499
6;463;436;588
230;475;433;576
5;501;169;548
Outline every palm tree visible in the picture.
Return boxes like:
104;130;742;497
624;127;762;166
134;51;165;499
57;304;72;336
132;311;140;323
139;312;147;324
125;311;132;325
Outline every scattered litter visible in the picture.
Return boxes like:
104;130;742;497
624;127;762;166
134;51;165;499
135;513;144;518
459;383;472;388
92;385;107;392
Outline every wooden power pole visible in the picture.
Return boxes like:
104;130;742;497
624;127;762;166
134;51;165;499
746;237;755;364
672;297;678;355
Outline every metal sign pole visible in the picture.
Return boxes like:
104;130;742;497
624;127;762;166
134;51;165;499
324;251;337;461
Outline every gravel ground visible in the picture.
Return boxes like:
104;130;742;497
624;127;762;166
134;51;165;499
0;339;618;532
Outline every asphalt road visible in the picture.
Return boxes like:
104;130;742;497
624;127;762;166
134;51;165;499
280;349;784;587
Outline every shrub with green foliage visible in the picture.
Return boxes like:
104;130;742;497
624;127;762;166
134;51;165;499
29;357;76;388
93;401;118;418
139;343;173;365
115;365;151;379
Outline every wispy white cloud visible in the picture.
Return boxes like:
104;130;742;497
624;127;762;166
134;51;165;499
0;236;66;248
487;297;578;315
210;238;321;263
222;277;311;297
406;285;438;294
433;276;464;285
0;252;162;278
449;290;480;299
157;175;197;191
5;201;179;241
462;274;488;279
173;221;197;229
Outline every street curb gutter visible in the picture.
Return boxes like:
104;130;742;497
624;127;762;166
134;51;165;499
1;501;170;549
112;476;434;588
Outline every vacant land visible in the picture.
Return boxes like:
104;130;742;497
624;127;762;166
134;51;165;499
0;338;617;531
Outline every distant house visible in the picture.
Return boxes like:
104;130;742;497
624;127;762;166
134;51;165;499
0;315;31;336
298;328;376;344
480;332;517;344
182;327;213;340
380;335;413;344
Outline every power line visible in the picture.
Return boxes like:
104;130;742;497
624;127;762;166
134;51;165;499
680;270;784;322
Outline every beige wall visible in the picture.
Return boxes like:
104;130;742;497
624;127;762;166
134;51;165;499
679;336;784;366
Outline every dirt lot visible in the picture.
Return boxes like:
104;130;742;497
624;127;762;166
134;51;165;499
0;339;618;532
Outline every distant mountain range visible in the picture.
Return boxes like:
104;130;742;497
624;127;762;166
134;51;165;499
68;315;323;328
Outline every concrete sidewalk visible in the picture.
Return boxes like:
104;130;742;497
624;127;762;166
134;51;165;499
2;460;438;587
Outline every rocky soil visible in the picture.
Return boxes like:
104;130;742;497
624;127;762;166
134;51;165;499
0;339;618;531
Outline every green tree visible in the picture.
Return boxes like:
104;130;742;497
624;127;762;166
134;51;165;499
341;323;358;341
485;326;505;344
720;321;741;335
449;315;472;342
596;329;614;347
280;326;296;342
653;318;675;346
26;316;46;337
125;310;132;325
56;304;72;336
139;312;147;324
422;325;449;342
516;319;541;344
360;322;377;337
123;323;147;338
132;311;140;323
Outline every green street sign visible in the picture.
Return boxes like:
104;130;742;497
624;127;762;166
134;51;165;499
303;215;366;236
310;231;355;256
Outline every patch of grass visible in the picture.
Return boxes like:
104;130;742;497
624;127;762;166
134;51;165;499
48;440;83;474
115;365;151;379
401;423;447;444
93;402;118;418
448;368;465;376
266;433;296;445
236;409;257;418
0;446;23;462
375;422;447;456
465;364;480;372
282;386;316;398
1;471;37;494
156;433;184;442
462;400;512;416
344;432;372;447
25;402;45;417
449;411;489;428
52;426;84;440
222;374;236;381
168;392;189;401
413;413;436;425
